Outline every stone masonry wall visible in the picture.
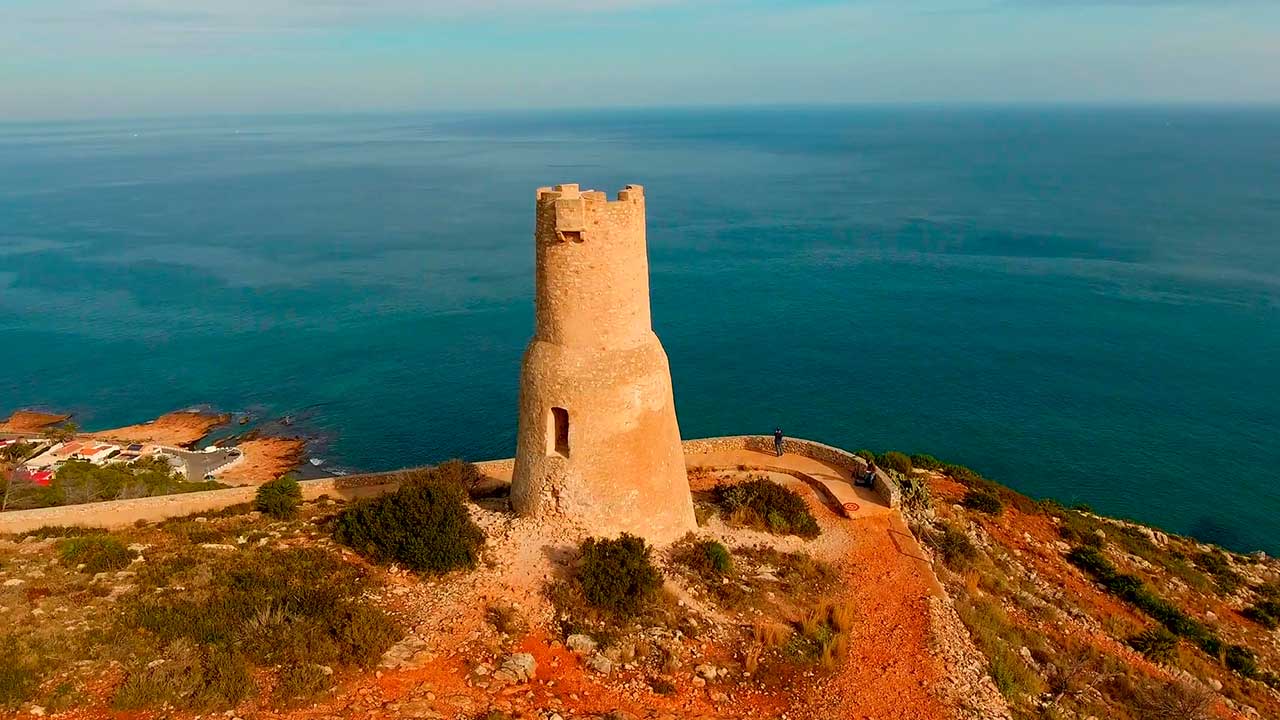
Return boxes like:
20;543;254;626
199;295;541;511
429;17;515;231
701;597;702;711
0;440;893;534
682;435;902;508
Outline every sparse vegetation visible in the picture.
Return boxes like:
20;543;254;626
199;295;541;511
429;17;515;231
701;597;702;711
255;476;302;519
119;547;398;710
1193;550;1243;593
962;489;1003;515
576;534;662;615
925;521;978;570
1067;546;1225;661
1243;599;1280;629
0;636;38;709
899;476;932;513
714;477;819;538
334;480;484;573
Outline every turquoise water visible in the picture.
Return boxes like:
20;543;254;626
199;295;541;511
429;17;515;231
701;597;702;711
2;107;1278;551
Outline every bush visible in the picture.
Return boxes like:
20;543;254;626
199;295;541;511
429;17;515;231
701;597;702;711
576;534;662;615
714;478;819;538
962;489;1003;515
1129;627;1178;662
698;540;733;575
58;535;137;573
1131;680;1214;720
399;459;484;495
942;463;985;487
909;453;943;471
1225;644;1258;677
1243;599;1280;629
255;476;302;519
335;481;483;574
853;449;875;463
876;451;912;475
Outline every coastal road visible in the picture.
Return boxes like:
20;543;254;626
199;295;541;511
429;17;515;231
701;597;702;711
164;448;240;480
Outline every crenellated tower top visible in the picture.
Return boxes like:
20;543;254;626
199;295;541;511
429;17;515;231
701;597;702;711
531;183;653;350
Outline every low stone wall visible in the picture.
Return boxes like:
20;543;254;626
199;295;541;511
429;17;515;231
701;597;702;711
681;435;901;508
0;478;393;535
0;440;891;533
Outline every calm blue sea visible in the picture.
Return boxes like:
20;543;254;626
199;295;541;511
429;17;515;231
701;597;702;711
1;107;1277;551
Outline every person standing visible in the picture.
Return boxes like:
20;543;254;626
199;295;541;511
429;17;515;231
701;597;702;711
773;427;785;457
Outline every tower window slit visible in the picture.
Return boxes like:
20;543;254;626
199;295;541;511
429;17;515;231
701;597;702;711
549;407;570;457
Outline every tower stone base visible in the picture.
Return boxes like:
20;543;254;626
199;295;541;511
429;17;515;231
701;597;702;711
511;334;696;544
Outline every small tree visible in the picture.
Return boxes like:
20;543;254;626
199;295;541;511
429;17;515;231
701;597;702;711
255;476;302;519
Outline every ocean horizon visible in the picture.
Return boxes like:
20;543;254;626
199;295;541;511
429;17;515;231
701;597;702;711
2;105;1277;552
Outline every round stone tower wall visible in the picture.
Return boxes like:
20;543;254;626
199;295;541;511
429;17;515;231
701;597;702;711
511;184;697;544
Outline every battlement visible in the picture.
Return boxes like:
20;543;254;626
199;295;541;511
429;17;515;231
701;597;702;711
536;183;644;203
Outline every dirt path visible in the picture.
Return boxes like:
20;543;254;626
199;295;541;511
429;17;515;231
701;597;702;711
684;448;955;719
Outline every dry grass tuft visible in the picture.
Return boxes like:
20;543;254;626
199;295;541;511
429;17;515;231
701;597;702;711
752;620;792;649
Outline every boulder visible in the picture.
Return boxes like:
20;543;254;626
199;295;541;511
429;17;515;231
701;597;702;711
566;634;598;655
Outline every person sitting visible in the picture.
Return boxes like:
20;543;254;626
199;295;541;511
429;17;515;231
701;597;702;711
860;459;877;488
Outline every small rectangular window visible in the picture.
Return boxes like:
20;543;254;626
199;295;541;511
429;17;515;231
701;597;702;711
549;407;570;457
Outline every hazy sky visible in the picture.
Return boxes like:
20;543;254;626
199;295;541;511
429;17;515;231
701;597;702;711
3;0;1279;119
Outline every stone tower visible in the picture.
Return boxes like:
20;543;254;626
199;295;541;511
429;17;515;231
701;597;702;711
511;183;696;543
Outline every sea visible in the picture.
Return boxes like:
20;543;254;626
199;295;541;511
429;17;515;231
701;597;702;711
1;106;1278;552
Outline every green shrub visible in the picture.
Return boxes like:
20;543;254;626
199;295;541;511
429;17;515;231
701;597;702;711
853;449;875;463
1129;627;1178;662
0;636;38;709
942;463;985;487
962;489;1004;515
1225;645;1258;677
398;459;484;495
909;453;944;471
334;481;483;574
58;535;137;573
1067;545;1115;578
255;476;302;519
699;540;732;575
576;534;662;615
714;478;819;538
1243;600;1280;629
876;451;912;475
